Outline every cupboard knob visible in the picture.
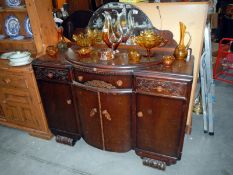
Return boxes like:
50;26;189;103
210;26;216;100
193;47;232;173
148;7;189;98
2;100;7;104
47;72;53;79
137;111;143;118
156;86;163;92
90;108;97;117
78;76;84;82
116;80;123;87
66;99;72;104
3;78;11;84
102;110;111;121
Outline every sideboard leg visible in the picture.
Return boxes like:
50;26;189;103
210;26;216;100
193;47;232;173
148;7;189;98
142;157;166;170
55;135;77;146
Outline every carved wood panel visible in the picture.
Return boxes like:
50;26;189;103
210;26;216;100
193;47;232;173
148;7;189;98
33;66;71;83
135;77;187;98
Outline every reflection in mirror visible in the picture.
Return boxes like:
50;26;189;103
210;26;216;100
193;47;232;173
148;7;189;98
88;2;156;37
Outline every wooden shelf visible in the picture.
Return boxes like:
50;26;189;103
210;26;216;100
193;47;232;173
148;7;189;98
0;38;36;53
0;7;27;13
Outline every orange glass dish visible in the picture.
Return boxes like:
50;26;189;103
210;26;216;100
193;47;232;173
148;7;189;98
135;30;165;57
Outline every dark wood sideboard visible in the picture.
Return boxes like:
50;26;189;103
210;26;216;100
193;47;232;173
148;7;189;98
32;45;193;169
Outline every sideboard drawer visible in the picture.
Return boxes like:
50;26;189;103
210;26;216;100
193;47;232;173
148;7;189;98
74;69;133;89
0;72;29;89
33;66;71;83
135;77;188;98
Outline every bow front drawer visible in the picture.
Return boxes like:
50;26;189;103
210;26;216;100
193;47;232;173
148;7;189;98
74;69;133;89
33;66;71;83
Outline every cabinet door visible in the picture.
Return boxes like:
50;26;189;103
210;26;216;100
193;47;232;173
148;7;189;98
74;87;103;149
0;89;37;128
38;81;80;138
136;94;187;159
101;93;131;152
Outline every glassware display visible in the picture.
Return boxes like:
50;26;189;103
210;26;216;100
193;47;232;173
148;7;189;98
173;22;191;60
107;11;123;53
135;29;165;57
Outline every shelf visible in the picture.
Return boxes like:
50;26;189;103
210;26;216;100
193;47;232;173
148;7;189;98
0;7;27;13
0;38;36;53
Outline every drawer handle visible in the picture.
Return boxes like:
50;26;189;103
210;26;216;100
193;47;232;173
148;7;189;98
47;72;54;79
102;110;111;121
3;78;11;84
2;100;7;104
137;111;143;118
66;99;72;105
90;108;97;117
156;86;164;92
78;76;84;82
116;80;123;87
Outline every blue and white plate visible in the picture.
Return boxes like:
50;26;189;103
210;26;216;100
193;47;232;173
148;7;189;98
24;16;33;37
5;15;20;38
5;0;21;7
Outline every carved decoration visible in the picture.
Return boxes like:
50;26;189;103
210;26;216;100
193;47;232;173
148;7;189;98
136;78;184;97
84;80;116;89
34;67;70;82
142;157;166;170
55;135;76;146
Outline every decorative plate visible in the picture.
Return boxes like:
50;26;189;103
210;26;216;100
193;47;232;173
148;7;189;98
5;0;21;7
5;15;20;38
24;16;33;37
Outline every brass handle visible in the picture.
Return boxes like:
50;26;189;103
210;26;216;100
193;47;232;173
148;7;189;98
47;72;53;79
78;76;84;82
116;80;123;87
156;86;164;92
90;108;97;117
66;99;72;105
102;110;111;121
137;111;143;118
3;78;11;84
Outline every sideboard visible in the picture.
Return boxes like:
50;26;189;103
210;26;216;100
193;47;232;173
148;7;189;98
32;45;193;169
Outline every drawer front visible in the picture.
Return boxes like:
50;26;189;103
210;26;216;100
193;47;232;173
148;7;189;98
74;69;132;89
0;73;29;89
33;66;71;83
135;77;188;98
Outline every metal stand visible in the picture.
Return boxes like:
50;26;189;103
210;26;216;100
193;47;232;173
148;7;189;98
199;22;215;135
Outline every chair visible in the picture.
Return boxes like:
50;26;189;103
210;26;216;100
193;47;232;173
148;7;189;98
62;10;94;41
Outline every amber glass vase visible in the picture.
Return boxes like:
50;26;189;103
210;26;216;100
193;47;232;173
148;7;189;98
174;22;191;60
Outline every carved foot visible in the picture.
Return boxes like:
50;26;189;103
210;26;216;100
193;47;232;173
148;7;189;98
55;135;77;146
142;157;166;170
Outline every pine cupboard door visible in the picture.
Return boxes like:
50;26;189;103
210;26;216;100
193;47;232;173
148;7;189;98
0;89;37;128
100;92;132;152
74;87;103;150
38;81;80;137
136;94;187;159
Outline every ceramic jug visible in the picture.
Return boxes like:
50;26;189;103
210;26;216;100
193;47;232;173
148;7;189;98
174;22;191;60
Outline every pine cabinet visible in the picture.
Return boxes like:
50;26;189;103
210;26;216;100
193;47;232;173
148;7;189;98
0;0;57;55
0;62;52;139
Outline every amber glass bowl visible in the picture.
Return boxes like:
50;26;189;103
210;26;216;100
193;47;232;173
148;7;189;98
46;45;58;57
73;33;93;48
135;30;164;57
